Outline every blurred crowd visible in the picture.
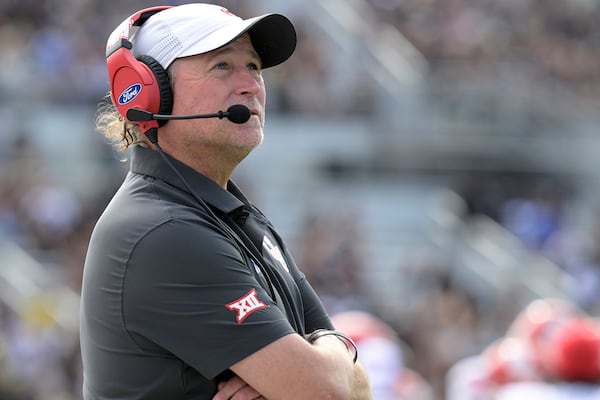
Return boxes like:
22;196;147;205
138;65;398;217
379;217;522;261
368;0;600;119
1;0;600;399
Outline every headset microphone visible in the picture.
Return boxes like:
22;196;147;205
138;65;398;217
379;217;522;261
126;104;251;124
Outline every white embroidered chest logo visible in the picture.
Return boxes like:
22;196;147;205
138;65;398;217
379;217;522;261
225;288;268;324
262;236;289;272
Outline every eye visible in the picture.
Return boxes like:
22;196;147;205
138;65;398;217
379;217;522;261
247;62;261;71
214;62;229;70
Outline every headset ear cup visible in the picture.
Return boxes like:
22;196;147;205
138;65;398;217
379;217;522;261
137;55;173;126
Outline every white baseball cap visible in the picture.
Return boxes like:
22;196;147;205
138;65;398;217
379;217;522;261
112;3;297;70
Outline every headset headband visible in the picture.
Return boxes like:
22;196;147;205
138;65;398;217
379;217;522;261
106;6;172;59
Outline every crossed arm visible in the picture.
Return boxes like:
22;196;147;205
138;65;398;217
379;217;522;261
212;331;372;400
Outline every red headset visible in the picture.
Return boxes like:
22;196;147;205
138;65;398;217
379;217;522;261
105;6;174;135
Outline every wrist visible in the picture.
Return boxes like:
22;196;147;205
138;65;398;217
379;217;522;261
307;329;358;364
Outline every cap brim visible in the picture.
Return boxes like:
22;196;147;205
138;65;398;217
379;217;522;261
244;14;297;69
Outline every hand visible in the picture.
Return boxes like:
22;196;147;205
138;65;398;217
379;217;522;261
350;361;373;400
212;375;266;400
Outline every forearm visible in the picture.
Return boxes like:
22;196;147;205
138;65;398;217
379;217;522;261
229;332;372;399
308;331;372;400
214;362;371;400
307;334;356;397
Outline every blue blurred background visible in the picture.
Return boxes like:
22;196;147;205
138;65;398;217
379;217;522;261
1;0;600;398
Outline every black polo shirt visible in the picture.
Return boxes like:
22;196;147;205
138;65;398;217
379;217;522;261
80;146;333;399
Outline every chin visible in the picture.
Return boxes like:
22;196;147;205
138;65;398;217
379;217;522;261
236;126;263;148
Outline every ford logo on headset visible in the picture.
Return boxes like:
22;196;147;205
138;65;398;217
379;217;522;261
118;83;142;105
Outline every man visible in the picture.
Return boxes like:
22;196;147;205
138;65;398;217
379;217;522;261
80;3;371;400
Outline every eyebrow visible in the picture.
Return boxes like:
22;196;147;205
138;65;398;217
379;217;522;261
209;45;261;63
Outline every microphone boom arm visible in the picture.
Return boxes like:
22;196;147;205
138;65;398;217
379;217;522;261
152;111;228;120
126;105;250;124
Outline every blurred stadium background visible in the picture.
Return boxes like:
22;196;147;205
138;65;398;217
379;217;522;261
1;0;600;398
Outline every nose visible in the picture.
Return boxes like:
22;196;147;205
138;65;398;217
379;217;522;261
235;68;263;96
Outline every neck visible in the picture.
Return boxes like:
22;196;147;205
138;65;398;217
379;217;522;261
152;142;248;189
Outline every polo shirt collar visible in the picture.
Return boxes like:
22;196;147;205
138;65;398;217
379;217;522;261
130;145;245;214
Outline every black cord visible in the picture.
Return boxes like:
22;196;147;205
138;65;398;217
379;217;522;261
146;130;302;332
215;210;304;333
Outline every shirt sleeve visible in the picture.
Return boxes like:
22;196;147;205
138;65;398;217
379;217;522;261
273;231;334;333
295;272;335;332
122;218;296;379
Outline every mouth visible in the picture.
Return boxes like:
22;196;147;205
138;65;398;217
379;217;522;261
248;109;262;125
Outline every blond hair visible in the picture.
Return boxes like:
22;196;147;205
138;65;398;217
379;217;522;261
95;94;149;157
